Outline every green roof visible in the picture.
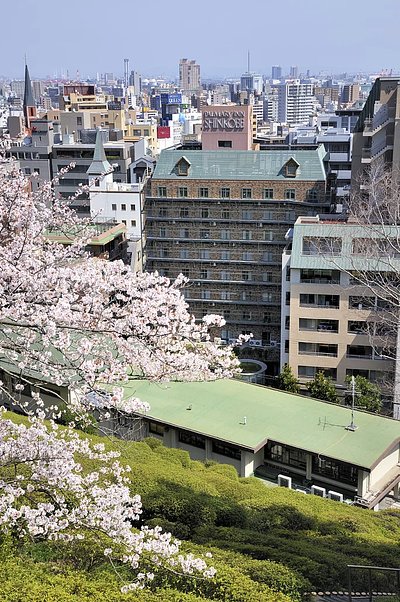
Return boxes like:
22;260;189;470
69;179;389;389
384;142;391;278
153;148;328;182
121;379;400;469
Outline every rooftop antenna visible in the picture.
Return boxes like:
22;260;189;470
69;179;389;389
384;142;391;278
346;376;358;432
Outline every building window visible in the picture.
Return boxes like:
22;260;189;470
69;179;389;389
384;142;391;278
302;237;342;256
242;271;250;281
158;186;167;197
180;228;190;238
242;188;252;199
130;220;136;227
130;204;135;211
218;140;232;148
307;189;318;201
285;316;290;330
178;430;205;449
178;187;188;198
266;441;307;470
312;455;358;486
149;421;165;436
160;227;166;237
242;310;252;320
158;208;167;217
220;187;230;198
201;207;209;218
242;210;252;220
121;204;126;211
221;208;230;219
220;229;230;240
199;187;209;198
200;269;209;279
200;229;210;239
200;249;210;259
264;188;274;199
221;250;230;260
242;230;252;240
180;249;189;259
180;207;189;218
285;189;296;200
221;270;229;280
33;168;40;175
25;168;31;175
121;220;127;225
111;203;117;211
212;440;241;460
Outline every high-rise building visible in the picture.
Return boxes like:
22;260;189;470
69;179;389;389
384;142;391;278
278;82;314;124
271;65;282;80
281;215;395;409
145;147;330;371
351;77;400;185
341;84;360;105
240;72;263;95
290;66;298;79
129;70;142;95
179;58;201;93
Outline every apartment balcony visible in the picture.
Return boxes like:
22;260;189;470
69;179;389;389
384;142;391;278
371;137;394;159
299;350;338;357
361;147;371;164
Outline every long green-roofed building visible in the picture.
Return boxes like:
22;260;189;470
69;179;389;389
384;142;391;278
116;377;400;509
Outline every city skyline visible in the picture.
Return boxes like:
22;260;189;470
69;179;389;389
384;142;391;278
1;0;400;79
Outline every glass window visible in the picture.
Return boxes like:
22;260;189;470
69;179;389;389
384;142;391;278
264;188;273;199
200;229;210;239
130;220;136;227
199;187;209;198
212;441;241;460
178;187;188;198
121;204;126;211
201;208;209;218
158;186;167;197
111;203;117;211
220;187;230;198
130;204;135;211
221;208;230;219
242;188;252;199
178;430;205;449
285;189;296;200
242;230;252;240
180;207;189;217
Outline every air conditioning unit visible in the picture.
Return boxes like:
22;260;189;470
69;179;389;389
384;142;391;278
278;474;292;489
328;490;344;502
249;340;262;347
311;485;326;498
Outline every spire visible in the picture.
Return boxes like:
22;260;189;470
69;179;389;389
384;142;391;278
87;130;112;176
23;63;35;109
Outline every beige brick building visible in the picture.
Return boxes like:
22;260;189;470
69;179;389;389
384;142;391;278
281;215;395;407
145;148;332;368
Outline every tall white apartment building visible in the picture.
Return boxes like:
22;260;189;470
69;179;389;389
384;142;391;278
278;82;314;125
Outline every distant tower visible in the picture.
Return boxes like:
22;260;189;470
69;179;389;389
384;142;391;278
23;63;37;132
290;65;298;79
271;65;282;80
124;58;129;89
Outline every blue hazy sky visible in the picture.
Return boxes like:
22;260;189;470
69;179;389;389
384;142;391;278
1;0;399;79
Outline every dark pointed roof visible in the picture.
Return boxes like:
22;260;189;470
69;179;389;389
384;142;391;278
87;130;112;175
23;64;35;108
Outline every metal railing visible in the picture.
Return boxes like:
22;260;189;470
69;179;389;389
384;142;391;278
347;564;400;601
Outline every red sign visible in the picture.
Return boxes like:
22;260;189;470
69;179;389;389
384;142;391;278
157;126;171;139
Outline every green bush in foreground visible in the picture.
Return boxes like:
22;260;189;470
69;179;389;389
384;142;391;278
3;413;400;597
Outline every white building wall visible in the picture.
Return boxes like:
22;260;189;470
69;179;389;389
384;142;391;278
90;185;143;239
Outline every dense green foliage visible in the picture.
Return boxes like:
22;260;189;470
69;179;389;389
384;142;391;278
275;364;301;393
3;412;400;599
307;371;338;403
345;375;382;413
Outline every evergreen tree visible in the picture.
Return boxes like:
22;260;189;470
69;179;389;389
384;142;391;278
307;371;338;403
345;375;382;413
276;364;300;394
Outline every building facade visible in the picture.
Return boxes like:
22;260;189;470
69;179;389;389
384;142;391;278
278;82;315;125
281;215;395;408
145;148;331;363
352;77;400;185
179;58;201;94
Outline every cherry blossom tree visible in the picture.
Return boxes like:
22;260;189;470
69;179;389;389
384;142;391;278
0;159;240;589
